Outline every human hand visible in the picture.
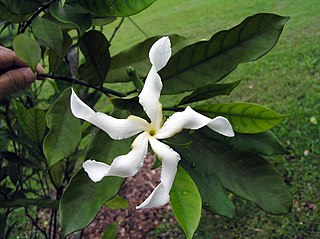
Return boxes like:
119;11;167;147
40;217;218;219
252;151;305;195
0;46;44;98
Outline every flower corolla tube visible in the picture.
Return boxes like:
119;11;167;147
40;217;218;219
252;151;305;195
70;36;235;209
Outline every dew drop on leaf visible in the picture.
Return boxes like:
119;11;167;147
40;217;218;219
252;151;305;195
181;191;188;196
191;162;197;168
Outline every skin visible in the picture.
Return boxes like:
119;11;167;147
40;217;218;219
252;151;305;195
0;46;44;98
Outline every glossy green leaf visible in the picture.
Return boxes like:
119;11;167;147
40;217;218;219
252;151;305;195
0;0;41;15
13;34;41;71
102;222;117;239
79;30;111;86
160;13;289;94
60;170;124;237
106;34;187;83
212;130;287;156
49;2;92;35
0;198;58;208
195;103;288;133
0;2;29;22
16;104;46;146
60;130;132;237
72;0;156;17
105;195;128;209
170;166;201;239
43;89;82;167
174;128;292;214
32;17;63;56
181;162;235;218
110;97;144;116
179;81;241;105
49;32;73;73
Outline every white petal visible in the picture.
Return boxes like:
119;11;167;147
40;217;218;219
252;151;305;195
137;137;180;209
207;116;235;137
107;132;149;177
71;89;149;139
136;183;169;209
83;160;110;183
149;36;171;71
138;67;163;130
156;106;212;139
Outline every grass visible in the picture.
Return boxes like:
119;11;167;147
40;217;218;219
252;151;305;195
101;0;320;238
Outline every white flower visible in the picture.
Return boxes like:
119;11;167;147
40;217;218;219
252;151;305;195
70;36;235;209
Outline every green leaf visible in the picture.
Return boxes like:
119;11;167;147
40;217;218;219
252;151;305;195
60;170;124;237
110;97;144;116
105;195;128;209
195;103;288;133
13;34;41;71
32;17;63;56
170;166;201;239
59;129;132;237
49;32;73;73
102;222;117;239
0;198;58;208
213;131;287;156
106;34;187;83
16;104;46;146
178;81;241;105
181;161;235;218
175;128;293;214
79;30;111;86
0;2;29;22
49;2;92;35
160;13;289;94
43;89;82;167
0;0;41;15
72;0;156;17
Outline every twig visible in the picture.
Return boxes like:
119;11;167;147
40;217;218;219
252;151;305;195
110;17;125;43
19;0;58;34
127;17;149;38
36;73;127;97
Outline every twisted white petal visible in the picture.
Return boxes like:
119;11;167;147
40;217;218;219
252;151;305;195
138;67;163;130
71;89;149;139
156;106;212;139
149;36;172;71
107;132;149;177
137;137;180;209
208;116;235;137
83;132;149;182
83;160;110;183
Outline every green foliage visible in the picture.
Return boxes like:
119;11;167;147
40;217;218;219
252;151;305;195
0;0;294;237
160;13;289;94
49;2;92;35
12;34;41;71
178;81;241;105
70;0;157;17
43;89;82;167
16;104;47;146
79;30;111;86
195;103;288;133
102;222;117;239
175;128;293;215
170;166;202;239
59;170;124;237
32;17;64;56
106;34;187;83
105;195;129;209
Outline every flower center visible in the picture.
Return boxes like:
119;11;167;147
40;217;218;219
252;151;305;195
149;129;156;136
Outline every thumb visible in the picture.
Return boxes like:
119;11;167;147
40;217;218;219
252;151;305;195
0;67;36;97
